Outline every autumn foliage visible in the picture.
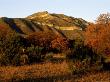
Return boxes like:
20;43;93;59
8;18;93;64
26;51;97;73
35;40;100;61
27;31;55;47
27;31;69;52
51;35;69;52
84;23;110;57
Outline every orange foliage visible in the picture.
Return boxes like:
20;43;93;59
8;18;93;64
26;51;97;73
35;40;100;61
27;31;55;47
51;35;69;51
0;25;10;42
85;23;110;56
27;31;69;52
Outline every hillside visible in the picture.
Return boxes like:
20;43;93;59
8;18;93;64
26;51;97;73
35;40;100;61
0;11;88;39
0;17;64;36
27;11;88;30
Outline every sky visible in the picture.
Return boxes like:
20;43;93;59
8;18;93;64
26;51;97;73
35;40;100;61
0;0;110;22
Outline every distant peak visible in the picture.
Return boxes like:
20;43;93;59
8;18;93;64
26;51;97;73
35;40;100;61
27;11;50;19
37;11;49;14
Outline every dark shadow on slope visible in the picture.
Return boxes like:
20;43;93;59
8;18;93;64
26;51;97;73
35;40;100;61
51;27;67;38
2;17;24;34
20;19;36;32
31;21;44;31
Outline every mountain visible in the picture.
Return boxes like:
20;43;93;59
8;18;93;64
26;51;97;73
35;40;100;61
0;11;88;39
27;11;88;30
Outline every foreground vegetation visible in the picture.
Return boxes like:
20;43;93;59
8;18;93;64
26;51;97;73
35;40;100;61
0;61;109;82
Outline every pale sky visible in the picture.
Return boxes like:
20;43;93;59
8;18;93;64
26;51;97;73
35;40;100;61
0;0;110;22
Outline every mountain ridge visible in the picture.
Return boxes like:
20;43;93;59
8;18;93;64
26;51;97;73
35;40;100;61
27;11;88;29
0;11;88;39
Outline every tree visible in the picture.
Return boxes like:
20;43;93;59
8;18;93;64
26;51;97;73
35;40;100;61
27;31;56;49
84;23;110;57
96;12;110;24
51;35;69;52
26;31;61;62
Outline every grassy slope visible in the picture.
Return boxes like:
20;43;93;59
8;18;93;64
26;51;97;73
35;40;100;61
62;29;84;40
0;17;67;38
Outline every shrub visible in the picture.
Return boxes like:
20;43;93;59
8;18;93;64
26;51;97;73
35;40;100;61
0;54;10;66
27;31;56;50
20;54;29;65
11;54;20;66
27;45;44;63
65;49;74;59
45;52;53;61
66;38;103;73
51;35;69;52
67;58;102;75
0;26;25;65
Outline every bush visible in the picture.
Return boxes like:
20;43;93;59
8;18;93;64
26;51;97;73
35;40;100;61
65;49;74;59
0;27;26;65
27;45;44;63
51;35;69;52
67;38;102;63
67;60;88;74
0;54;10;66
45;52;53;61
67;58;103;75
20;54;29;65
11;54;20;66
66;39;103;73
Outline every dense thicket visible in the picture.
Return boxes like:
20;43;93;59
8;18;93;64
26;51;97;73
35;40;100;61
0;25;25;65
85;13;110;58
84;13;110;70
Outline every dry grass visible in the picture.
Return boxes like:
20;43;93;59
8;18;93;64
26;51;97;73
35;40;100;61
0;60;110;82
0;61;71;82
75;71;110;82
